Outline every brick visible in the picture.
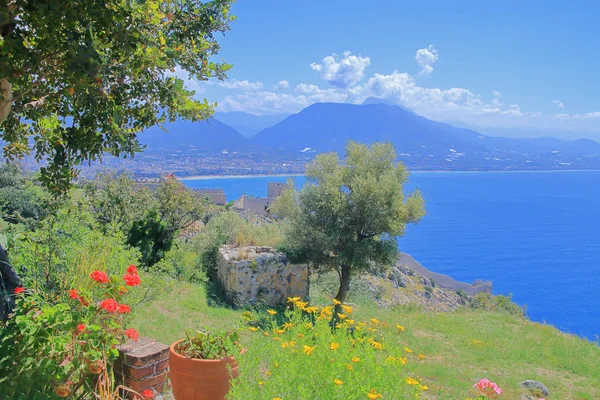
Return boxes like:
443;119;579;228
120;363;156;380
124;371;169;392
118;337;169;367
154;358;169;374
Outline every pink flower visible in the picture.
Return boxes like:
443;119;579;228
474;378;502;397
99;298;119;313
90;270;109;284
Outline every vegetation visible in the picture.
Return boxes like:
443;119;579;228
177;329;240;360
0;265;144;399
273;141;425;305
0;0;234;191
134;279;600;399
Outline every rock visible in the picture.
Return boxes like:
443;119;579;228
520;395;536;400
519;380;549;397
388;267;406;288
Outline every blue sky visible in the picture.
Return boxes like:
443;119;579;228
177;0;600;136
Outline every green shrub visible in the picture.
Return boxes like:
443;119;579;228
472;293;524;316
0;266;144;398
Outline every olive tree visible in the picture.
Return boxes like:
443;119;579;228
0;0;235;192
273;141;426;305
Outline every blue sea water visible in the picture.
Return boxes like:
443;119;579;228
184;171;600;341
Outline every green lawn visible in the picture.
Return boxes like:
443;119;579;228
134;281;600;399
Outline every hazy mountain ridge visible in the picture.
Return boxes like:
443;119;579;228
136;101;600;171
214;111;290;138
250;102;600;170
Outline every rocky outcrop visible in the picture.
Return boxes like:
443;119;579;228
362;253;493;312
217;245;309;307
398;253;492;296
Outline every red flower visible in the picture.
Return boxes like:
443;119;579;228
99;298;119;313
77;324;86;334
79;297;89;307
124;328;140;341
123;273;141;287
55;385;70;398
127;264;138;275
142;389;154;399
14;287;25;294
90;270;109;284
68;289;79;299
118;304;131;314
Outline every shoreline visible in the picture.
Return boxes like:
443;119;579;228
178;169;600;180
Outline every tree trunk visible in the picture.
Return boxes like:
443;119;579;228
1;243;21;322
334;264;351;312
0;78;12;124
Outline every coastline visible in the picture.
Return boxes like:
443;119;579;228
178;169;600;180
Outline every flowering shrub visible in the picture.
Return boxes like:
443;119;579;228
467;378;502;399
0;265;143;399
228;298;429;399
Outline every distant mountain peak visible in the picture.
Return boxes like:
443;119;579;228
361;97;398;106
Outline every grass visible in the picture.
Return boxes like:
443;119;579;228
133;280;600;399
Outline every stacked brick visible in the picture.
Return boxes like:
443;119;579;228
116;336;170;398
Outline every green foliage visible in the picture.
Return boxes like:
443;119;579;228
190;211;284;281
0;267;143;399
177;329;240;360
153;240;206;283
273;141;425;303
85;172;209;267
7;197;156;306
472;293;524;316
83;171;151;235
0;163;50;226
230;301;428;399
0;0;235;191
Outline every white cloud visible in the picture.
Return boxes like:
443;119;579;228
214;49;600;134
415;45;439;76
310;51;370;88
218;79;263;91
553;100;565;109
277;80;289;89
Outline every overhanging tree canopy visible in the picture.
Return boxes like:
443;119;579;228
0;0;235;192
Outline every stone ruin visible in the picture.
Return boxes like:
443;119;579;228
217;245;309;307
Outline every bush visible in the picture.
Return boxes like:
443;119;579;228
229;299;429;399
190;211;284;282
472;293;524;316
0;266;143;399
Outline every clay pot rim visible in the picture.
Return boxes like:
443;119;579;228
169;339;237;363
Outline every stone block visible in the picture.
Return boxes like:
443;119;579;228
217;245;309;307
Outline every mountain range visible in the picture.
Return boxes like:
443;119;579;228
138;98;600;171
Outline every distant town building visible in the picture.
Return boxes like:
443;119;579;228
233;181;287;215
267;182;287;198
196;188;226;206
233;195;273;215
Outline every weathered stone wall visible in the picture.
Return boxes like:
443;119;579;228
217;245;309;307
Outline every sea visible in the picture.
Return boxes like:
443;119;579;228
184;171;600;342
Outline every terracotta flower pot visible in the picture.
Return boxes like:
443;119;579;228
169;339;239;400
